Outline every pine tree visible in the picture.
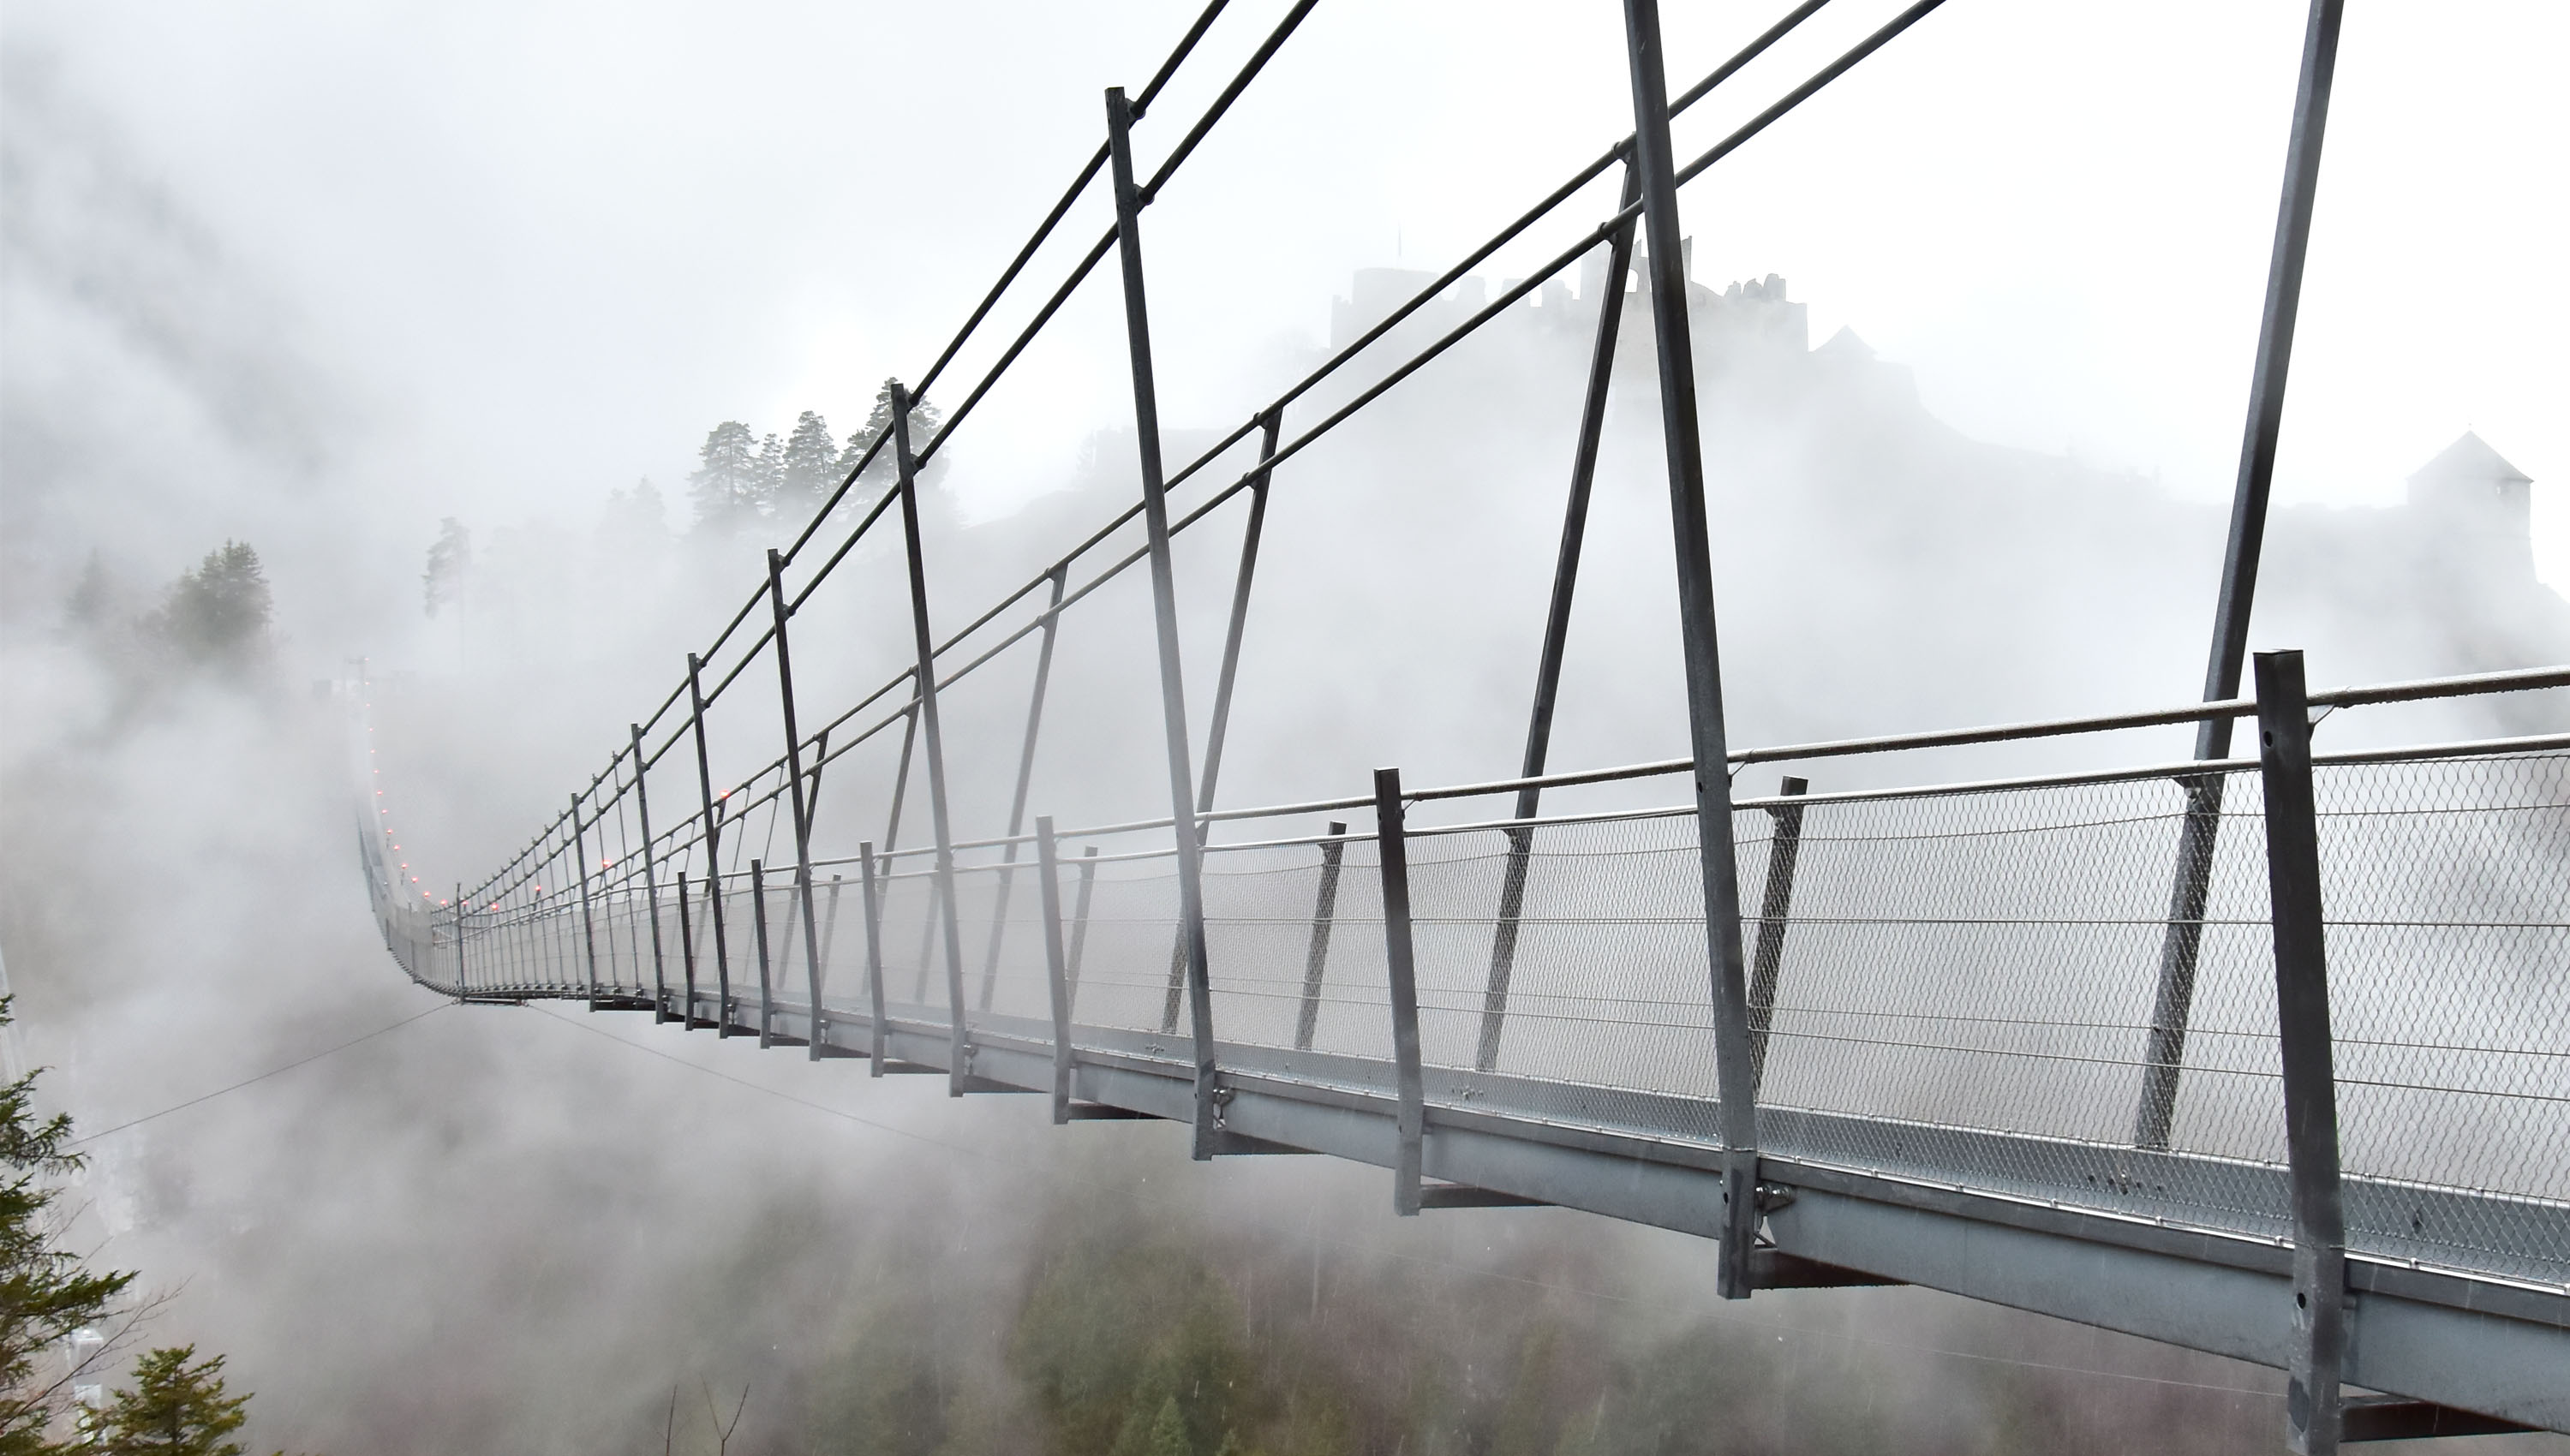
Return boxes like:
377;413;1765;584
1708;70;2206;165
753;433;785;516
775;411;840;522
687;421;762;532
147;542;272;671
421;520;470;619
837;380;947;491
0;998;138;1455
84;1347;248;1456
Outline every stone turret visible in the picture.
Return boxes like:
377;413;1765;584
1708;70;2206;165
2406;432;2534;580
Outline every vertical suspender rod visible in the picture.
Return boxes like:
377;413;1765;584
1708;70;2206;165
1623;0;1760;1298
1480;160;1643;1075
2136;0;2345;1151
768;549;828;1059
888;381;974;1096
1106;84;1222;1161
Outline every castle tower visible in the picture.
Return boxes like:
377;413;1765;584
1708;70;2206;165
2406;432;2534;580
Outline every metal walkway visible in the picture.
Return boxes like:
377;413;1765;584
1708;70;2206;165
361;2;2567;1449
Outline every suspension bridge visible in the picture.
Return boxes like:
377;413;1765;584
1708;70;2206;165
359;2;2569;1449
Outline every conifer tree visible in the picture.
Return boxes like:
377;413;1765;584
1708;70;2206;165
421;520;470;619
777;411;840;520
0;998;136;1454
84;1347;248;1456
147;543;272;671
753;433;785;516
838;381;947;491
687;421;762;532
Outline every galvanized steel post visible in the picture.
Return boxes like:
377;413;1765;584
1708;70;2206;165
1622;0;1760;1297
2136;0;2345;1152
631;723;667;1023
888;380;973;1096
860;842;889;1075
571;793;600;1008
1481;160;1642;1075
1745;776;1808;1092
1295;822;1348;1053
676;868;698;1027
1037;816;1075;1122
1067;845;1099;1002
2256;651;2346;1456
685;653;733;1036
1376;773;1425;1217
1106;84;1221;1160
768;548;828;1059
750;857;774;1048
977;565;1069;1011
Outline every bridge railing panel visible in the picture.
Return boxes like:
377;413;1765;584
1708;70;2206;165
2313;749;2569;1286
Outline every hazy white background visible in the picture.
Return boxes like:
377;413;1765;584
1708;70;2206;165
7;0;2562;618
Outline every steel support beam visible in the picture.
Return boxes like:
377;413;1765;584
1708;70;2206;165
675;868;699;1028
976;566;1067;1011
1621;0;1760;1298
571;793;599;1008
1037;815;1075;1124
1106;84;1221;1161
2136;0;2345;1151
860;841;889;1075
768;549;829;1060
1294;822;1348;1053
631;724;667;1023
888;381;974;1097
1745;774;1807;1091
2256;651;2346;1456
1480;161;1641;1075
1377;768;1425;1216
685;653;734;1037
750;857;774;1047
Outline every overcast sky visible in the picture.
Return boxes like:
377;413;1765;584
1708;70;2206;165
9;0;2565;592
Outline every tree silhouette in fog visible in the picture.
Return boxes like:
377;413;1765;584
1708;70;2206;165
776;410;841;520
421;519;470;618
83;1347;248;1456
840;379;946;492
146;541;271;672
688;421;764;534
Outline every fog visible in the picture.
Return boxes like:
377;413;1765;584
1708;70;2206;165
3;1;2566;1452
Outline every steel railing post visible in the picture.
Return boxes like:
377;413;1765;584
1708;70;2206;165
2256;650;2346;1456
888;380;974;1096
1067;845;1099;1005
571;793;600;1009
709;868;732;1032
1037;816;1075;1122
685;653;734;1036
1480;159;1642;1076
675;868;698;1028
2135;0;2345;1152
1376;770;1425;1216
750;858;774;1048
1622;0;1760;1297
818;872;846;1005
860;843;889;1076
1161;409;1284;1035
977;566;1068;1011
1745;776;1808;1093
1106;84;1222;1160
1198;409;1281;820
631;723;667;1022
768;549;828;1059
453;880;468;996
1294;822;1348;1053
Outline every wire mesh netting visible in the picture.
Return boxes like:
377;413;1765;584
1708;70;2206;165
410;748;2567;1287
